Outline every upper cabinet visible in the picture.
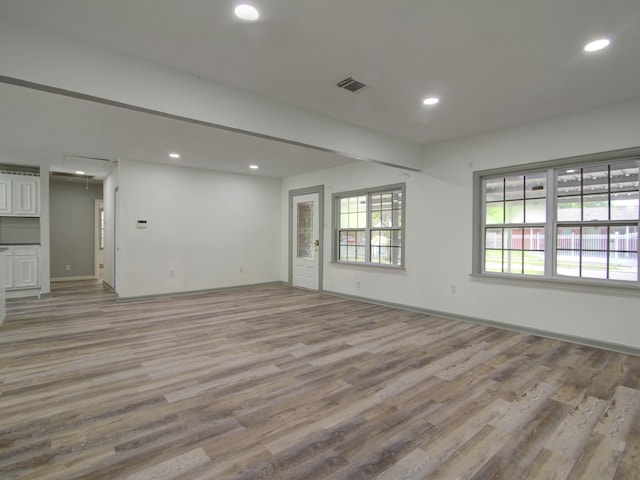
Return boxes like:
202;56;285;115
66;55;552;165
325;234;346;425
0;174;40;217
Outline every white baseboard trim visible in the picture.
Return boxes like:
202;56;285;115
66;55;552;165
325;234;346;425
6;288;41;299
51;276;97;282
324;289;640;357
115;281;283;302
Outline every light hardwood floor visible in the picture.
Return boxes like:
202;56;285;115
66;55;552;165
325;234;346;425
1;281;639;479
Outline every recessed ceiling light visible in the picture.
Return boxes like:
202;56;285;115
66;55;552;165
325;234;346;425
249;164;259;170
234;4;260;22
169;153;180;158
75;170;85;175
584;38;610;52
422;96;440;106
566;169;576;173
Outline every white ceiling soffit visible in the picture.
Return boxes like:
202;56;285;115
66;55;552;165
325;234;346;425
0;82;355;178
0;0;638;145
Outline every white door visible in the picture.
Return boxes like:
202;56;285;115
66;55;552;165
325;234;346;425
292;193;320;290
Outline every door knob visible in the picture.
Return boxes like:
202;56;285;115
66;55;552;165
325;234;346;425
314;240;320;246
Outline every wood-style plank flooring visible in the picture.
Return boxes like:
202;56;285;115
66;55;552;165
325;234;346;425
1;281;639;479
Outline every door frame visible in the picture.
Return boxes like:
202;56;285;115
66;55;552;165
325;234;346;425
114;187;119;293
288;185;324;291
94;199;104;279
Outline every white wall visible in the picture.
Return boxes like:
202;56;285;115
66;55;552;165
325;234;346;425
283;99;640;352
117;159;281;298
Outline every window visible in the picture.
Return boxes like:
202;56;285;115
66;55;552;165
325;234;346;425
333;183;405;267
474;149;640;286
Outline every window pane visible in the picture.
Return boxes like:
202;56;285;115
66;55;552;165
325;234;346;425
557;196;582;221
525;172;546;199
371;245;390;264
485;228;503;249
610;164;639;192
523;227;545;250
523;251;545;276
611;191;639;220
557;170;581;197
390;230;402;247
340;212;349;228
503;228;523;250
357;211;367;227
557;227;580;251
371;230;388;246
503;250;522;274
370;194;381;211
484;249;503;272
357;196;367;212
505;200;524;223
485;203;504;225
296;202;314;259
583;194;609;221
609;252;638;281
556;250;580;277
581;226;607;251
610;225;638;252
339;229;365;262
583;166;609;194
505;175;524;200
525;198;546;223
582;251;608;279
393;199;402;227
485;178;504;202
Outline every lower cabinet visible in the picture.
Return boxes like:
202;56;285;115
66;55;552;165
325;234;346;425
2;246;39;290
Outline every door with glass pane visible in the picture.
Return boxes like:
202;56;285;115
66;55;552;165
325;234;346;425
292;193;320;290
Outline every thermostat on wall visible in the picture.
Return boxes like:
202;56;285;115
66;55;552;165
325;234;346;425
136;220;148;229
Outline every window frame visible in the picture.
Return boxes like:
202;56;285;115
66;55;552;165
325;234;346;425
332;183;406;269
473;147;640;289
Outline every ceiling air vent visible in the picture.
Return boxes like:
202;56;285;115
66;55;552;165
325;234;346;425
336;76;369;93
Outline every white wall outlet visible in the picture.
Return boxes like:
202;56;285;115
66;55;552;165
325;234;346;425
450;284;457;294
65;265;71;271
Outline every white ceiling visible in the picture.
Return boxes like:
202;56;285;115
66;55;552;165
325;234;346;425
1;0;640;177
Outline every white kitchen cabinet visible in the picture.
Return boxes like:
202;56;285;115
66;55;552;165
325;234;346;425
2;246;38;289
0;176;12;215
0;174;40;216
13;176;40;216
1;248;12;289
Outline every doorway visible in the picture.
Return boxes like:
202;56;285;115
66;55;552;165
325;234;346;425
289;186;324;291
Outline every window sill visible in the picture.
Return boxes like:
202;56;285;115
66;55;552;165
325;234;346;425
332;261;406;271
470;272;640;296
